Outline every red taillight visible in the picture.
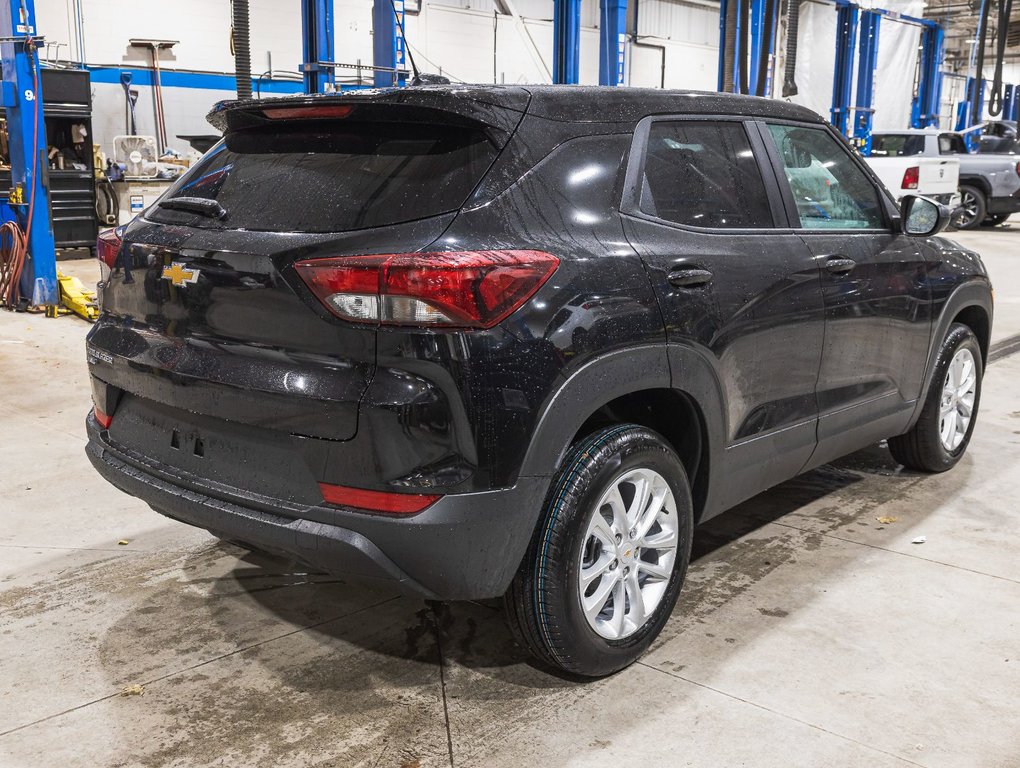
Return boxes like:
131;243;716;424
1015;161;1020;178
97;228;123;269
93;406;113;429
318;483;439;514
261;105;354;120
294;250;559;328
901;166;920;190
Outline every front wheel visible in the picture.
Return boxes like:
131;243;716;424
888;323;982;472
503;425;693;677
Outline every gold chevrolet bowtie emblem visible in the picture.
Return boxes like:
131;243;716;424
162;262;199;287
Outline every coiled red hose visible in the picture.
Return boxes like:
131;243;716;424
0;219;29;308
1;38;42;309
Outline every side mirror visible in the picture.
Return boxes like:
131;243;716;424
901;194;951;237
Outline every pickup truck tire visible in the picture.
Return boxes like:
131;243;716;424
981;214;1008;227
953;185;987;230
888;323;982;473
503;424;693;677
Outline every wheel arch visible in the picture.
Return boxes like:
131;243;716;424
908;280;993;430
952;304;991;363
569;388;711;521
518;343;725;524
959;176;992;197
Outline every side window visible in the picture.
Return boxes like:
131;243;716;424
871;134;924;156
640;121;773;229
767;123;884;230
938;134;967;154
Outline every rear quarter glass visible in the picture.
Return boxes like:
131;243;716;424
147;119;504;233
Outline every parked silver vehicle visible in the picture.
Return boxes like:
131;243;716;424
868;128;1020;229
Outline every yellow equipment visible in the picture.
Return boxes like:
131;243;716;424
56;271;98;321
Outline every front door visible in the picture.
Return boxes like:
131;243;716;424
622;116;826;512
760;121;933;468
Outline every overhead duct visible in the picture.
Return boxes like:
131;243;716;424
782;0;800;97
233;0;252;99
723;0;737;92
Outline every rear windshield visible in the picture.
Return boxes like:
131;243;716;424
870;134;925;157
148;120;501;233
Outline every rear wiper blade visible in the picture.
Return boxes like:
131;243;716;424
157;196;227;219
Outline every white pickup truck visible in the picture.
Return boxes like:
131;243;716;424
864;132;960;208
868;128;1020;229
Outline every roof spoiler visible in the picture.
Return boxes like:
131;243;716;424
206;87;531;134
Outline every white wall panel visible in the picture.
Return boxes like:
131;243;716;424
636;0;717;46
30;0;736;156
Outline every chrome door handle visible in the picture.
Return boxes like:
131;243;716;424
668;268;713;287
824;256;857;275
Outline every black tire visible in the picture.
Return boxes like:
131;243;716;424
888;323;982;472
953;185;987;230
981;214;1008;227
503;425;694;677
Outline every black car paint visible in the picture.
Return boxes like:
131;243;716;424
86;85;993;600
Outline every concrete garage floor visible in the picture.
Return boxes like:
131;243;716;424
2;228;1019;768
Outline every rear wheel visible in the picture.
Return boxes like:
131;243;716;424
952;185;987;230
504;425;693;677
888;323;982;472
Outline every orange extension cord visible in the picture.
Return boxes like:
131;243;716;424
0;38;42;310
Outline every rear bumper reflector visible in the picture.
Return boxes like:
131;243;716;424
318;483;440;514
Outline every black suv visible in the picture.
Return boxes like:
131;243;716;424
86;86;992;677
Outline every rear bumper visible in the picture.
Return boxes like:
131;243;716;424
86;416;548;600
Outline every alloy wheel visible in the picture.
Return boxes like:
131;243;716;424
955;191;979;228
939;347;977;452
578;468;678;640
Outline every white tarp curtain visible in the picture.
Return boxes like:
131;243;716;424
788;0;923;132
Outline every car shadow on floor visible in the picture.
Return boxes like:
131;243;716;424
211;441;939;694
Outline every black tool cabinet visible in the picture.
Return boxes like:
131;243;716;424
1;69;98;252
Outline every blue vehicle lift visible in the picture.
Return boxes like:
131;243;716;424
1;0;57;305
599;0;627;86
839;6;944;140
717;0;777;95
955;76;984;148
748;0;779;96
830;0;858;135
372;0;407;87
911;22;944;128
852;10;880;152
553;0;581;84
1004;84;1019;121
301;0;335;93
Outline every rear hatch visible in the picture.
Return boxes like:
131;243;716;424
89;88;530;447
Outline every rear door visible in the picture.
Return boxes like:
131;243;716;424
760;121;933;468
621;116;825;511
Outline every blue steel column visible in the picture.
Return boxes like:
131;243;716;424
911;23;944;128
852;10;880;152
599;0;627;85
0;0;56;304
301;0;335;93
1002;84;1017;122
372;0;397;86
830;1;858;136
553;0;581;84
748;0;778;95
